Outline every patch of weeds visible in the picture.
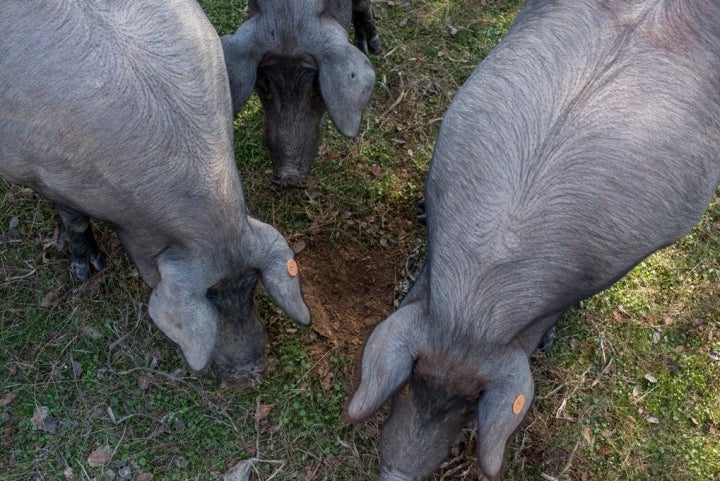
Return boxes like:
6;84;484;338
521;196;720;480
196;0;247;35
3;2;719;481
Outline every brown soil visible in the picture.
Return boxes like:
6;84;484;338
297;237;407;359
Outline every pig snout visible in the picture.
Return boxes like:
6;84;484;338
270;164;310;188
218;360;266;389
211;329;267;388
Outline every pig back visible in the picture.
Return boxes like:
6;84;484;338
0;0;239;231
424;0;720;336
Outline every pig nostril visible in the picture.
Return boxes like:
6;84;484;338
270;173;308;188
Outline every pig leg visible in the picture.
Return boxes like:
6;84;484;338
352;0;381;55
514;313;562;356
56;205;105;280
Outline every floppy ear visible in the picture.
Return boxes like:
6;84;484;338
316;20;376;137
346;300;426;421
221;17;264;115
148;256;218;371
245;218;311;326
475;348;535;480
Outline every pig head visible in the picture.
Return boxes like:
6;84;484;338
348;0;720;479
0;0;310;385
221;0;377;187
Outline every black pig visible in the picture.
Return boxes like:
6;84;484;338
0;0;310;386
348;1;720;479
221;0;378;187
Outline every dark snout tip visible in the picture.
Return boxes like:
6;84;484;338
218;368;266;389
220;376;263;389
270;173;309;188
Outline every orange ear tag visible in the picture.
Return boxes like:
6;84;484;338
287;259;298;277
512;394;525;415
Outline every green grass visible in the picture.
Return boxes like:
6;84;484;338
2;1;719;480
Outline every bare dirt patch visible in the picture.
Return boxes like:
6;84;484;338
298;236;407;359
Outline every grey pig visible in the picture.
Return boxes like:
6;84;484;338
0;0;310;387
347;0;720;479
221;0;378;187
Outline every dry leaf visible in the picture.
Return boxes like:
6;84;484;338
321;371;335;391
138;375;152;392
221;460;252;481
255;404;274;421
0;393;16;407
646;416;660;424
30;406;49;428
83;325;103;340
72;361;82;379
291;239;307;254
40;290;59;308
7;216;20;241
644;373;658;384
87;446;111;467
136;473;153;481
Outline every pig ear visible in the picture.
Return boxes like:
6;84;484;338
221;18;263;115
346;300;426;421
148;256;218;371
475;349;535;480
246;218;311;326
316;22;376;137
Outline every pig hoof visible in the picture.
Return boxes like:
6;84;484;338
368;35;381;55
539;327;556;353
70;252;105;281
71;262;91;281
90;252;105;272
355;35;381;56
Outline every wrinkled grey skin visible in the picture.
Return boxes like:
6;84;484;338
221;0;378;187
0;0;311;386
347;1;720;479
